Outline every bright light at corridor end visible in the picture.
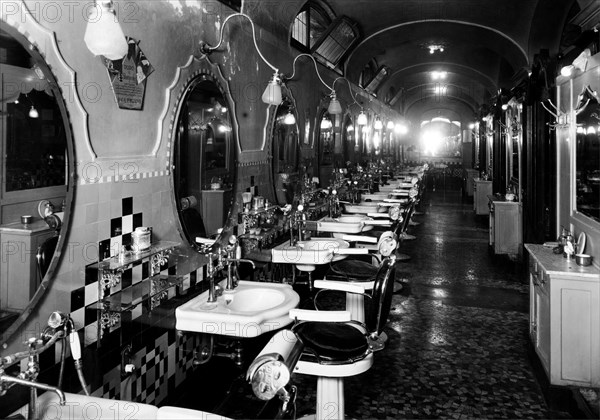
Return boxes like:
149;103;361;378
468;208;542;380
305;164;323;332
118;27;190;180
395;123;409;135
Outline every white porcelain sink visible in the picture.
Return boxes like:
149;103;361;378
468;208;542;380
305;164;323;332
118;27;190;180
13;392;230;419
361;192;389;201
342;202;385;214
315;216;374;234
271;237;349;271
175;280;299;337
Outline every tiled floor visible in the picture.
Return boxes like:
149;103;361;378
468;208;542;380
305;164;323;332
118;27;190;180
170;190;592;419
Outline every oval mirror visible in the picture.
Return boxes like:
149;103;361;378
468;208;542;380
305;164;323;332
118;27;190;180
171;64;237;248
317;110;334;185
271;97;300;205
0;22;74;345
342;113;356;164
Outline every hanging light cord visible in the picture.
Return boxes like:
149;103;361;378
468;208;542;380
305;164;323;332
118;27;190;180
285;53;333;93
200;13;278;73
333;76;364;109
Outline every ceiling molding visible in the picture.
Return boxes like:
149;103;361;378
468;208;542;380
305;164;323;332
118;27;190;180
344;19;529;74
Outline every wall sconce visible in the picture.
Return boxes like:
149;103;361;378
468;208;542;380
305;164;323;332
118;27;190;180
320;117;333;130
285;53;341;114
283;107;296;125
24;95;38;118
199;13;282;105
84;0;129;60
374;116;383;130
560;48;591;77
357;111;368;126
386;120;395;130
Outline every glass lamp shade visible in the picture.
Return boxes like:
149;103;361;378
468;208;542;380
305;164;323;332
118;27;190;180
374;118;383;130
28;106;39;119
387;120;395;130
357;111;368;126
327;95;342;115
262;74;283;105
283;111;296;125
84;2;128;60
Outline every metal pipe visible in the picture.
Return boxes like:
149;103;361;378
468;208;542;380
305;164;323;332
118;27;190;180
0;374;66;405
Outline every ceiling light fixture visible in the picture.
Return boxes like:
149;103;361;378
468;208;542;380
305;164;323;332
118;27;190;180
374;116;383;130
199;13;282;106
84;0;129;60
428;44;445;54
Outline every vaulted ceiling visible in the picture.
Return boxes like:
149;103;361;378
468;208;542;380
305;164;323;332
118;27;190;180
326;0;587;125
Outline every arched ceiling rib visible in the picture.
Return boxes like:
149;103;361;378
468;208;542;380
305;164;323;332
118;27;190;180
316;0;578;127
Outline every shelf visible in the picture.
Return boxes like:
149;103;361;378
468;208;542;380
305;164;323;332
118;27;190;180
94;274;183;312
91;240;180;273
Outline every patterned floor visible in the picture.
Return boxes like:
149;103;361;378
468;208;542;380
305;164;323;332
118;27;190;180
169;190;590;419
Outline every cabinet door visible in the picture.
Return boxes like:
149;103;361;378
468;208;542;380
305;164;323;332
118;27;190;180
533;276;551;373
551;277;600;386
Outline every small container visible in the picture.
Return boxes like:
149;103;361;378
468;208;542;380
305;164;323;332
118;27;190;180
21;215;33;225
575;254;593;266
131;227;151;252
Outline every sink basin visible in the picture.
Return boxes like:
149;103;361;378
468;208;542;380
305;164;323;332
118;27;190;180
15;392;154;419
271;237;349;271
15;392;231;419
175;280;299;337
361;192;389;201
342;203;385;214
316;216;374;234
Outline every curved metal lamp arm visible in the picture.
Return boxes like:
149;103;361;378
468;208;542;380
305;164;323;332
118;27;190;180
333;76;363;109
284;53;333;92
199;13;278;73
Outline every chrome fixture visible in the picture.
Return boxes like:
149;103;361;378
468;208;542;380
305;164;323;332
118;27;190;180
221;236;255;292
0;332;67;420
198;13;282;105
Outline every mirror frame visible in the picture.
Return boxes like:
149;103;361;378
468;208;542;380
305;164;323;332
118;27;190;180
0;10;77;346
166;55;240;248
572;85;600;225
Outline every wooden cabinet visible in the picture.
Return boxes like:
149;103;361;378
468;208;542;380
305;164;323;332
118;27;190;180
201;189;233;236
464;169;479;197
526;244;600;387
0;220;54;311
473;179;492;215
488;197;522;257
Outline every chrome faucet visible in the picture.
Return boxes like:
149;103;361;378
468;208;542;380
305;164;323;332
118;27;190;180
222;236;255;291
0;335;66;420
289;204;306;246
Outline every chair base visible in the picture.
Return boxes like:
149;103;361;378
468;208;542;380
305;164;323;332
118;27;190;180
369;331;388;352
399;233;416;240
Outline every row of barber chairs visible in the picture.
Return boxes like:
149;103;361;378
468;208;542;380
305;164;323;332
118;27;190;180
247;181;425;419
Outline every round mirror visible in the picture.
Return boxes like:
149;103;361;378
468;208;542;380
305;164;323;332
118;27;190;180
171;70;237;247
271;98;300;205
0;22;74;344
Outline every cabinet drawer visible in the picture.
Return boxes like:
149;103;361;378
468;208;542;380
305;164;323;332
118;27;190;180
530;260;549;293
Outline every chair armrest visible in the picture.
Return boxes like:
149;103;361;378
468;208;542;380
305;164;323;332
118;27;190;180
314;279;366;294
364;220;392;226
289;308;351;322
367;212;390;218
340;235;377;244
